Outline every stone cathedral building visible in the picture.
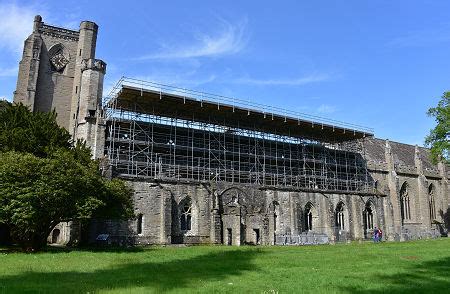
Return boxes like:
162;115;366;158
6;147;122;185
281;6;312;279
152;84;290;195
12;16;449;246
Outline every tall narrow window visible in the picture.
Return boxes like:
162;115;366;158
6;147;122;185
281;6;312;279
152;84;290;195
137;214;143;235
180;198;192;231
363;202;374;238
305;203;314;231
336;202;345;230
400;182;411;221
429;184;436;221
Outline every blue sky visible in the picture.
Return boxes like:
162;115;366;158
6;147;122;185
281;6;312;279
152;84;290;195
1;0;449;146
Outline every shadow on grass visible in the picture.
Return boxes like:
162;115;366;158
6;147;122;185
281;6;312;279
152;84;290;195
0;244;146;254
0;248;261;293
342;256;450;293
47;245;146;253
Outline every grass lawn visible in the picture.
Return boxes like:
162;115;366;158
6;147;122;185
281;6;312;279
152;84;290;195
1;238;450;293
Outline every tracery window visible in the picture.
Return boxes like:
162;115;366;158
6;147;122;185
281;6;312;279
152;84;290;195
336;202;345;230
400;182;411;221
305;202;314;231
180;198;192;231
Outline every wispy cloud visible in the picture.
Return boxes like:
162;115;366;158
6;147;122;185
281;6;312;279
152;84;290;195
316;104;337;114
234;73;329;86
134;72;217;87
134;18;248;60
0;3;42;55
0;66;18;77
387;25;450;47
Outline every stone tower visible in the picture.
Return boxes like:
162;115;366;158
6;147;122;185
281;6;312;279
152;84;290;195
14;15;106;159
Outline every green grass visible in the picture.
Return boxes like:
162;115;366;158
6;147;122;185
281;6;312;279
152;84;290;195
1;239;450;293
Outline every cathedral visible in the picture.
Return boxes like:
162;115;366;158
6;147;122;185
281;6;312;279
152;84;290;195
13;16;449;246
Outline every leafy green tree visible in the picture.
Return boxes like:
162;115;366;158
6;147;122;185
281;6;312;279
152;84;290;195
425;92;450;164
0;103;134;250
0;102;71;157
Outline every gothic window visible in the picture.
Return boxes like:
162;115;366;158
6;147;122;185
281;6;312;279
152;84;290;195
429;184;436;221
400;182;411;221
305;202;314;231
137;214;143;235
335;202;345;231
180;198;192;231
363;202;374;238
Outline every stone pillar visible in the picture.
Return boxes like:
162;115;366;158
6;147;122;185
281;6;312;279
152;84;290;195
263;216;272;245
209;190;222;244
69;21;99;136
438;161;449;228
211;210;222;244
384;140;401;240
75;58;106;159
160;189;172;244
415;145;430;230
13;15;43;110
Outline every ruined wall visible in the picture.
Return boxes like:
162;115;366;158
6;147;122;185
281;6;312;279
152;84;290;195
88;180;387;245
88;137;448;246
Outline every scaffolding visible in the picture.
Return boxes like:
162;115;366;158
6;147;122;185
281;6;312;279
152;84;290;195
104;77;377;194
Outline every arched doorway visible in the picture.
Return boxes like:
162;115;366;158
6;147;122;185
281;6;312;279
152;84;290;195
219;187;249;245
51;229;60;244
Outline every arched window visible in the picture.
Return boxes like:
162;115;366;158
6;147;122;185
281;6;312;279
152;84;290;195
180;198;192;231
137;214;143;235
400;182;411;221
305;202;314;231
429;184;436;221
335;202;345;231
363;201;374;238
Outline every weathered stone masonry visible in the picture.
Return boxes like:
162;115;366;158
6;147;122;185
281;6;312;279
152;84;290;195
13;16;449;246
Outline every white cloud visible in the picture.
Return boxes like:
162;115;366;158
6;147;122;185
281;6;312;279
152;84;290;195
234;73;329;86
316;104;337;114
0;3;42;55
134;18;248;60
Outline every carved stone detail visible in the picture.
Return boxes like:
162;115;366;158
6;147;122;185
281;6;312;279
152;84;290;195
81;58;107;73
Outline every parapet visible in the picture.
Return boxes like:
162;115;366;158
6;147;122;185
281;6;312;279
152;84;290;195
81;58;107;74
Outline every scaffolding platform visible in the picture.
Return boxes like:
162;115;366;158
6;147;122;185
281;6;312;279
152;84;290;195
104;77;377;194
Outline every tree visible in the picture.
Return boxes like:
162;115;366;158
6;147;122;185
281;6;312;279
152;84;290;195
0;102;71;157
425;92;450;164
0;103;134;250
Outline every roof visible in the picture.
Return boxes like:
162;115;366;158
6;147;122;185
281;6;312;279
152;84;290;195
105;78;374;143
